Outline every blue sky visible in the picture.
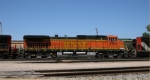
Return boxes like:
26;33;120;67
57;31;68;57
0;0;149;40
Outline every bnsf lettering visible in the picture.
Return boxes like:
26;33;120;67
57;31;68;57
64;41;88;47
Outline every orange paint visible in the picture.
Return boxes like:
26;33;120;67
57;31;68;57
24;35;125;50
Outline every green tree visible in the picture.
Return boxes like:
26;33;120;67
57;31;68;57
142;25;150;37
142;32;149;37
146;24;150;32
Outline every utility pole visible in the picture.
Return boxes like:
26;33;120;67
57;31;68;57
95;27;98;35
149;0;150;24
0;22;2;35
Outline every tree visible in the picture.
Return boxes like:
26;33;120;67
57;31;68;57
146;24;150;32
142;25;150;37
142;32;149;37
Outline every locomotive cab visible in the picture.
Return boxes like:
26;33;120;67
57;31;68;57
107;35;125;50
105;35;125;58
107;35;118;46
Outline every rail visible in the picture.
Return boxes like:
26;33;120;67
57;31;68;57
0;66;149;78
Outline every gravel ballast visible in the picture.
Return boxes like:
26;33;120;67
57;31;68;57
0;72;149;80
0;61;149;71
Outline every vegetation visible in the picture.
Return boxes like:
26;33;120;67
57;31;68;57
146;24;150;32
142;25;150;37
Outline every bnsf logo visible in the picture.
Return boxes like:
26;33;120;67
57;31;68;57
64;41;88;47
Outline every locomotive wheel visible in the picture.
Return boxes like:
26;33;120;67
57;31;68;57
98;53;104;58
108;53;113;58
2;53;8;59
52;53;57;58
25;53;31;59
117;54;123;58
96;53;104;58
36;53;42;58
129;54;133;58
56;58;62;63
128;52;134;58
1;53;4;59
123;51;128;58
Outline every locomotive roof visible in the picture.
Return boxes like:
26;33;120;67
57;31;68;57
50;37;76;39
23;35;114;39
118;38;132;40
76;35;107;39
0;35;11;38
23;35;49;39
50;35;107;39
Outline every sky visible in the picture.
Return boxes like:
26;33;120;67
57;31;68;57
0;0;149;40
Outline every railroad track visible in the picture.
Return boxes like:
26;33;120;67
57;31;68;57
34;66;150;77
0;66;149;78
0;58;149;63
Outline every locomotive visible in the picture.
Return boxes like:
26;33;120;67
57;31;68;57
0;35;16;59
0;34;149;59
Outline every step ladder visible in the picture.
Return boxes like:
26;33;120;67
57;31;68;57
9;48;13;59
